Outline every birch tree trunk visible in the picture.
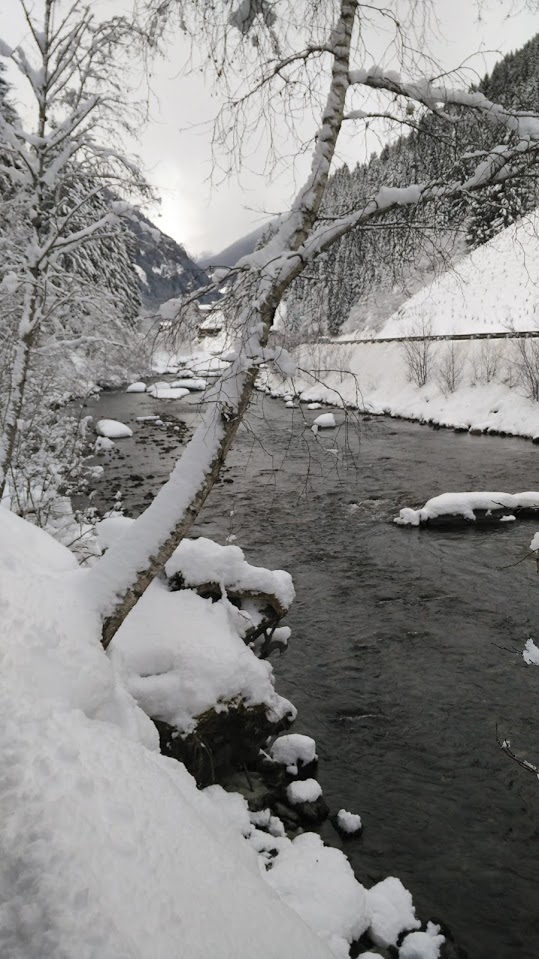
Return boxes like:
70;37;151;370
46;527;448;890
87;0;539;647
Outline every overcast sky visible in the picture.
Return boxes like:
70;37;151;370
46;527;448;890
2;1;539;257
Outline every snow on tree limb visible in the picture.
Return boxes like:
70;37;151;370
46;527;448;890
348;65;539;141
83;0;539;647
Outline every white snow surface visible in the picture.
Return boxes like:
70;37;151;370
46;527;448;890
523;637;539;666
126;381;147;392
264;832;370;958
367;211;539;338
395;491;539;526
95;418;133;439
147;385;190;400
398;923;446;959
287;779;323;804
165;536;295;610
530;532;539;551
0;508;338;959
111;579;296;733
313;412;336;429
91;518;296;732
170;378;208;391
94;435;115;452
336;809;363;834
367;877;421;948
271;733;317;774
261;337;539;441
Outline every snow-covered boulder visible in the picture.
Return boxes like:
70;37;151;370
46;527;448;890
335;809;363;836
147;385;190;400
96;418;133;439
271;734;317;775
395;490;539;526
126;381;147;392
165;537;295;615
398;922;446;959
95;435;115;453
170;378;208;391
367;877;421;948
312;412;336;431
287;779;322;804
265;832;370;957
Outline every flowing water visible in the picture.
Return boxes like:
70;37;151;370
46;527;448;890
87;387;539;959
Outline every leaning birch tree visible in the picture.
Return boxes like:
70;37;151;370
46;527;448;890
0;0;144;501
79;0;539;645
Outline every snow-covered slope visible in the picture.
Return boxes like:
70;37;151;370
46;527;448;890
0;509;335;959
198;222;270;270
359;212;539;339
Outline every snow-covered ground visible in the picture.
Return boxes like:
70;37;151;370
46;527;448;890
1;504;450;959
351;212;539;339
262;337;539;440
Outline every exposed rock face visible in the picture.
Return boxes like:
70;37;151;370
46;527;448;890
155;702;294;788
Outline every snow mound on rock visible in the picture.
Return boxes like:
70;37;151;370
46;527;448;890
111;581;296;733
395;491;539;526
126;381;147;392
336;809;363;835
312;412;336;430
147;385;190;399
165;536;295;611
287;779;322;805
271;733;317;774
96;418;133;439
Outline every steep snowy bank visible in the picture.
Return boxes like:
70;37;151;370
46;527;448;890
262;338;539;440
1;508;445;958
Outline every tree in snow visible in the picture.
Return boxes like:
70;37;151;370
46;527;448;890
0;0;146;504
76;0;539;645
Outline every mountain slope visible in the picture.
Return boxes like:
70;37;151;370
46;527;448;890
129;211;210;310
369;211;539;339
198;223;269;270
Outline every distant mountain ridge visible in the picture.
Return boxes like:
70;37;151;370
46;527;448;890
128;211;210;310
198;223;269;270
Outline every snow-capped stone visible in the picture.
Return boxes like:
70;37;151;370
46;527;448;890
313;413;336;429
523;637;539;665
170;378;207;391
395;491;539;526
287;779;322;805
126;382;147;393
271;734;317;775
265;832;370;954
398;922;446;959
335;809;363;835
147;386;190;400
367;877;421;948
307;403;322;410
95;435;115;452
96;419;133;439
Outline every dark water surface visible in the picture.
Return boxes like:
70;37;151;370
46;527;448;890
88;388;539;959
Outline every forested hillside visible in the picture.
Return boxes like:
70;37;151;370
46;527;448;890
284;33;539;339
129;210;209;309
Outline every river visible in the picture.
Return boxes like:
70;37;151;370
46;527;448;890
86;386;539;959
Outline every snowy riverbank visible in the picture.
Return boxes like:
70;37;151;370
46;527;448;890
261;338;539;441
